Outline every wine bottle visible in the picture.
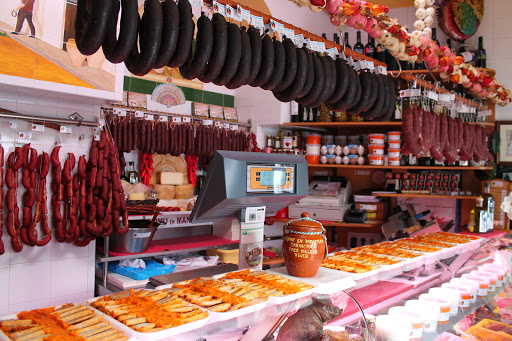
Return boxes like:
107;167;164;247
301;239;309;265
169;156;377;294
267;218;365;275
364;34;375;59
447;39;452;53
354;31;364;54
376;41;387;64
333;33;339;45
386;50;399;71
461;49;478;66
477;37;487;68
344;32;352;50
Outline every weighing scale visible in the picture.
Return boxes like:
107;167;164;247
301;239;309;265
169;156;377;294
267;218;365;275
189;151;309;269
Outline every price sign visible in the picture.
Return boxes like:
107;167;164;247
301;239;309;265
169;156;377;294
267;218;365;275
19;132;32;140
294;33;304;47
284;27;295;40
172;116;182;123
212;1;226;16
9;121;16;129
60;126;72;134
203;119;213;126
238;4;250;22
226;4;241;21
250;14;264;28
32;124;44;132
144;114;154;121
135;111;145;118
182;116;192;123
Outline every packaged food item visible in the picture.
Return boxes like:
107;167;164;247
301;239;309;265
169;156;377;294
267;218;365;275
348;144;358;155
388;149;401;158
349;155;358;165
306;134;322;144
429;287;461;316
305;155;320;164
388;131;401;141
388;141;401;149
418;294;451;324
442;283;472;310
368;154;384;166
369;133;385;144
320;155;328;164
388;157;401;166
368;144;384;155
462;273;490;297
375;315;412;341
473;270;498;292
405;300;440;333
451;278;479;302
306;144;321;156
388;306;424;341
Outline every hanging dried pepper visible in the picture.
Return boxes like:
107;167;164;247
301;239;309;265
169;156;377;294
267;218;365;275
186;154;198;187
139;152;154;186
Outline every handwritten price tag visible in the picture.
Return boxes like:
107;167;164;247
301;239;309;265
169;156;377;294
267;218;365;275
172;116;182;123
182;116;192;123
135;111;145;118
144;114;154;121
9;121;16;129
19;132;32;140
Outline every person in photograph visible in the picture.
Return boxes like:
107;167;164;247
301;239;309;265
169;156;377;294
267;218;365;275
12;0;36;37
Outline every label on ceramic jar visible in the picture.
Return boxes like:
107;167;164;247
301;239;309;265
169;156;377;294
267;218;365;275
283;234;324;259
411;327;423;339
477;287;488;296
423;319;437;332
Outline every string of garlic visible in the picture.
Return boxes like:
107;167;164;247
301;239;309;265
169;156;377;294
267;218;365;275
414;0;435;37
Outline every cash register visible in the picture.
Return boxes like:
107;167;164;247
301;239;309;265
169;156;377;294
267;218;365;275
288;176;352;221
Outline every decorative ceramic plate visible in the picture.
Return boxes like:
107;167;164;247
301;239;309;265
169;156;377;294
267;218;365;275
151;84;186;107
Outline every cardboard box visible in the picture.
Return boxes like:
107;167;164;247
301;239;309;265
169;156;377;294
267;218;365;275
355;201;387;221
482;180;512;230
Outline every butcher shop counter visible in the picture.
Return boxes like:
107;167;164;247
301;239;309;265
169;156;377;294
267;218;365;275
0;232;506;341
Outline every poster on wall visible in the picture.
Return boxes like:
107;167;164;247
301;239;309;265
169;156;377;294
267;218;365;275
497;121;512;165
0;0;121;98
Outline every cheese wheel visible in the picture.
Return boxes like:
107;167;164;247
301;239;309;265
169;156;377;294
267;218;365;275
152;185;176;200
175;184;194;199
128;192;145;201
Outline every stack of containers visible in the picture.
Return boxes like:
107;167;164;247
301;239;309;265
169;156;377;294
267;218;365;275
388;131;402;166
368;133;385;166
305;134;321;164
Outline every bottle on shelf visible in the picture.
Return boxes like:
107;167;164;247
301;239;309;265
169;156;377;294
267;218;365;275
483;183;494;232
376;40;387;64
386;49;399;71
474;197;488;233
365;34;376;59
344;32;351;50
447;39;453;53
354;31;364;54
477;37;487;68
333;33;339;45
125;161;139;184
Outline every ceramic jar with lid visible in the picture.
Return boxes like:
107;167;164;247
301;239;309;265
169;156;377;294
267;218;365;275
282;212;327;277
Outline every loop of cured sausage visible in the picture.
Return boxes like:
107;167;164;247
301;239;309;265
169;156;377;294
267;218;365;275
249;34;274;87
226;27;252;89
179;14;213;80
167;0;194;68
198;13;228;83
260;38;286;91
213;22;242;86
75;0;114;55
102;0;139;64
272;47;308;102
153;0;180;68
273;37;298;93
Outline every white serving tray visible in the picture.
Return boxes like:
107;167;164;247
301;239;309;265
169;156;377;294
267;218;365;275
0;306;137;341
87;298;211;340
212;269;316;305
267;266;357;294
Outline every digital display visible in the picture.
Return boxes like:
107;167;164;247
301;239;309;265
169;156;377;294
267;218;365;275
260;169;286;186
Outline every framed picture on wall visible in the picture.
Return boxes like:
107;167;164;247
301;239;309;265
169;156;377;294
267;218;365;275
497;121;512;165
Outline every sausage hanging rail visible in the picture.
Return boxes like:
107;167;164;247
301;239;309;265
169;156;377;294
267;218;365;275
0;108;98;127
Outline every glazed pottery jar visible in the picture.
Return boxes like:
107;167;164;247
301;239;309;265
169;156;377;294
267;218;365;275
282;212;327;277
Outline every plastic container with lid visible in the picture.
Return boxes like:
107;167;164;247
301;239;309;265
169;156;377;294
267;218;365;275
405;300;440;333
419;294;451;324
388;149;401;158
388;141;401;149
429;287;461;316
375;315;412;341
368;144;385;155
451;278;479;302
305;155;320;164
368;154;384;166
473;270;498;292
369;133;385;145
462;273;490;297
306;134;321;145
388;131;401;141
388;306;424;341
442;283;472;310
480;264;506;287
487;262;510;281
388;157;401;166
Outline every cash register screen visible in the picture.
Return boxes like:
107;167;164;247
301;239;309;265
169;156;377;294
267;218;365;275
246;164;295;194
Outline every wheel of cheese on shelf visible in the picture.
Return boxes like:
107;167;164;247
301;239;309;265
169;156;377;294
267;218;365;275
152;184;176;200
175;184;194;199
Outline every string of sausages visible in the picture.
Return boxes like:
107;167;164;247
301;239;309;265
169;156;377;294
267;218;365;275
0;129;128;253
108;115;251;165
401;105;493;163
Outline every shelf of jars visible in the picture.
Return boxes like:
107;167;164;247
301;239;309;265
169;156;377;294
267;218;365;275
307;164;493;171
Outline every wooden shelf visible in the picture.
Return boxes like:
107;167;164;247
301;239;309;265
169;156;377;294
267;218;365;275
388;68;496;77
274;218;384;228
372;192;478;200
308;164;493;171
283;121;494;128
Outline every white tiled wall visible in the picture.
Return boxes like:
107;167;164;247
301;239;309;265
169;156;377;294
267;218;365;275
0;89;102;314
